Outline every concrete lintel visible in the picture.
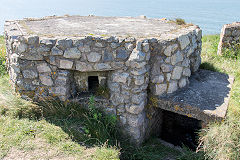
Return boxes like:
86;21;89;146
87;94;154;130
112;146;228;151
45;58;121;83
152;69;234;123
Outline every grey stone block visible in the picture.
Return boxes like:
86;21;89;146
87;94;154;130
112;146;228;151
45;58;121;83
63;47;81;59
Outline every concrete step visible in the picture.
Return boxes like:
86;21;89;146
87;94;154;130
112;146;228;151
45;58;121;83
151;69;234;123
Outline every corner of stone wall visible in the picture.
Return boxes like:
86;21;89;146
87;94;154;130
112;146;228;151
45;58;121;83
142;27;202;142
149;28;202;98
217;22;240;55
108;39;151;145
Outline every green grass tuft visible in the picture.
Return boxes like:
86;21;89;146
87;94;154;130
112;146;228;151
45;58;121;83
222;42;240;59
175;18;186;25
0;36;6;76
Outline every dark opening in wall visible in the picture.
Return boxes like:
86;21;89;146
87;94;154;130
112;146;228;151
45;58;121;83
160;110;202;150
88;76;99;92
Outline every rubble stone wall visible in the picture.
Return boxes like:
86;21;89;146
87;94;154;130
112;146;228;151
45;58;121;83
5;20;202;144
218;22;240;55
149;30;202;96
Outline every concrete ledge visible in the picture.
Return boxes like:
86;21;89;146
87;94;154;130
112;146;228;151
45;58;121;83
152;69;234;122
9;15;188;38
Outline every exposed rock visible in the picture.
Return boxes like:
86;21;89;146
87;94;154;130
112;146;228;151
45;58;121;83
116;48;129;60
56;39;72;50
95;42;105;48
78;45;91;52
37;44;51;53
20;51;43;60
171;51;183;65
40;38;56;46
182;68;191;77
161;64;173;72
32;79;40;85
27;36;39;45
49;56;57;65
129;49;145;62
142;43;149;52
110;42;119;49
94;63;111;70
179;77;187;88
87;52;102;62
119;115;127;125
127;114;144;128
164;44;178;56
151;75;164;83
111;93;125;105
131;66;147;76
39;74;53;86
37;63;51;73
125;43;134;51
126;101;145;114
109;82;120;92
129;61;146;69
131;93;146;104
55;76;68;86
17;43;28;53
63;47;81;59
154;83;167;95
59;59;73;69
165;57;171;64
75;61;93;71
171;66;183;80
22;70;38;79
178;34;190;50
167;81;178;93
51;47;63;56
134;75;145;85
182;59;190;67
54;86;68;95
112;73;129;83
103;51;114;62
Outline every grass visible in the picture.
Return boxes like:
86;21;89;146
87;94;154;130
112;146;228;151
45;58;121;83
95;85;110;99
175;18;186;25
168;18;187;25
0;77;120;159
1;34;240;160
199;35;240;160
0;37;6;76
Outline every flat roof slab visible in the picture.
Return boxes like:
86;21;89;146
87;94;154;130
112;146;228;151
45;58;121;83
9;15;188;38
154;69;234;122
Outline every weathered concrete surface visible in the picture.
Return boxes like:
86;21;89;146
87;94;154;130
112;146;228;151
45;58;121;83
152;69;234;122
13;15;183;38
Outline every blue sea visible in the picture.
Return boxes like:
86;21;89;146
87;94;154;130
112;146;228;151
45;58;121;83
0;0;239;35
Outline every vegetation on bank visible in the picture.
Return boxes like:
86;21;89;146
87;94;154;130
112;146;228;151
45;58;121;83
0;35;240;160
199;35;240;160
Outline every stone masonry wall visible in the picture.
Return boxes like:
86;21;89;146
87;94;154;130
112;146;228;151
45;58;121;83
218;22;240;55
5;20;202;145
150;30;202;96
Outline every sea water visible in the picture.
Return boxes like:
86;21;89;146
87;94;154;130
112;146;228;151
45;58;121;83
0;0;239;35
